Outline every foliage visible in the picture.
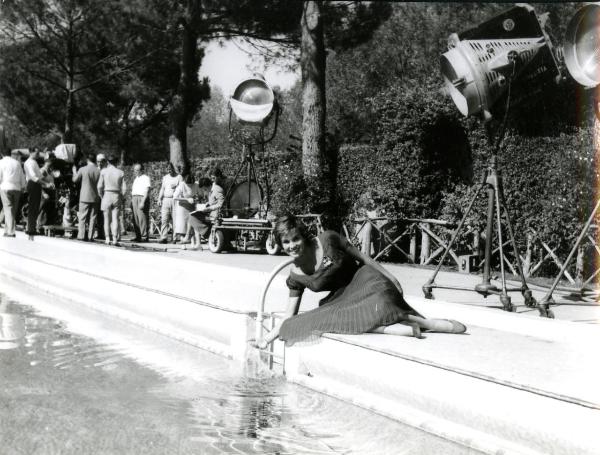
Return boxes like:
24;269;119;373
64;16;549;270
0;0;180;160
439;128;598;256
337;77;472;219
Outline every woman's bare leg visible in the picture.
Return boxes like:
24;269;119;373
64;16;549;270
370;315;466;338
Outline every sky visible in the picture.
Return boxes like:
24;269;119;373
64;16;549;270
199;38;300;97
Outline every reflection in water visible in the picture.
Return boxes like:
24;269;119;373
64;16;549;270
0;292;477;455
0;295;25;350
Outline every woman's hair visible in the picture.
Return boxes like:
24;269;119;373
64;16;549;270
210;167;225;186
273;214;310;246
197;177;212;188
182;172;194;184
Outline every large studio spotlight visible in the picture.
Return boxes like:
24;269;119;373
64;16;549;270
440;4;560;120
563;3;600;89
423;4;565;311
229;75;275;125
441;37;545;119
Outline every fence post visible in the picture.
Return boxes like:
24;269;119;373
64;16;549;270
522;232;533;278
576;245;585;285
409;224;417;263
420;223;431;265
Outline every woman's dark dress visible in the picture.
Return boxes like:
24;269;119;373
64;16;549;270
279;231;418;346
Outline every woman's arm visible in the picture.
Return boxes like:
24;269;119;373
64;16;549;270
342;239;404;295
260;295;302;346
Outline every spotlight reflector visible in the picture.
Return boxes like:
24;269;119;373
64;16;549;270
230;76;275;124
564;3;600;88
440;4;560;119
441;37;545;118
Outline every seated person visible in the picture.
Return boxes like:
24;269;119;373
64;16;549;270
188;168;225;247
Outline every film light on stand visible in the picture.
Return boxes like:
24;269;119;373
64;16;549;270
441;36;545;119
229;76;275;125
439;4;560;120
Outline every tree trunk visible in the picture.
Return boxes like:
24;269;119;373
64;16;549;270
64;19;75;144
169;1;203;176
169;93;187;173
301;1;328;208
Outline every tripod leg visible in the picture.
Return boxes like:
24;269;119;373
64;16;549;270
498;184;536;309
538;199;600;318
493;178;513;312
422;181;485;299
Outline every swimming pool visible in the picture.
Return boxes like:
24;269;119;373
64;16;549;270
0;286;479;454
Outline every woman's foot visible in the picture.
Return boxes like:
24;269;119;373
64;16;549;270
427;319;467;334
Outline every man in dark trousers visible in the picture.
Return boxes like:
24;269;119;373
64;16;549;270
130;163;151;242
24;148;42;241
72;153;101;241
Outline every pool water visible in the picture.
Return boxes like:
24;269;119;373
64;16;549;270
0;288;480;455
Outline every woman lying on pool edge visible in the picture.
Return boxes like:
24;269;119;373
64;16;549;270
251;215;466;349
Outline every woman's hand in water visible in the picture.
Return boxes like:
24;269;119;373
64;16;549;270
248;338;268;349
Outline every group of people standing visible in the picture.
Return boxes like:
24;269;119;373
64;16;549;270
0;148;54;240
74;155;226;248
0;148;226;248
156;163;225;249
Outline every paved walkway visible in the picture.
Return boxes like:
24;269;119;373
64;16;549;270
83;234;600;324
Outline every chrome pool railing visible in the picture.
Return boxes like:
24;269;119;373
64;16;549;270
255;258;294;370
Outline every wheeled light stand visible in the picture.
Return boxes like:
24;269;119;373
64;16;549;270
536;199;600;318
225;143;267;217
422;153;535;311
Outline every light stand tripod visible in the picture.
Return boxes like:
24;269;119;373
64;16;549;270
225;143;267;218
226;103;279;218
536;199;600;318
422;68;535;311
422;153;535;311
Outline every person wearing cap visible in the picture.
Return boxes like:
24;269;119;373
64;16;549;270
130;163;151;242
72;153;101;241
157;162;183;244
0;150;26;237
24;147;43;240
97;155;126;246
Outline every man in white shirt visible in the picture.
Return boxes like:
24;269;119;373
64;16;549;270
130;163;151;242
157;162;182;244
24;147;43;240
0;150;26;237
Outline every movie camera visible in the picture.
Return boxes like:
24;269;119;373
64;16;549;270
424;3;600;314
207;75;281;254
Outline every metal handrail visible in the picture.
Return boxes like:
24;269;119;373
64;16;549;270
256;258;294;343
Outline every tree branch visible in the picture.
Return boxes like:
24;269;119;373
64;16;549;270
72;49;159;93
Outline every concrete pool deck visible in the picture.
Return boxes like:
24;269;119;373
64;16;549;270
1;232;599;455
